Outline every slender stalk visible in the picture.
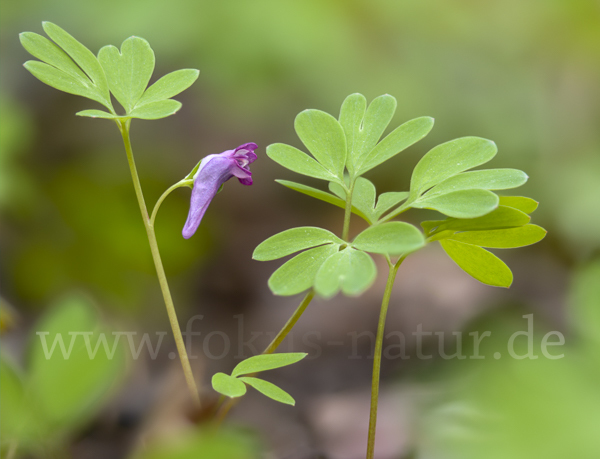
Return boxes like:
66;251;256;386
366;256;405;459
150;180;191;226
214;290;315;422
117;121;200;407
342;179;355;241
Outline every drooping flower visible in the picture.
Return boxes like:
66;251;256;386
182;142;257;239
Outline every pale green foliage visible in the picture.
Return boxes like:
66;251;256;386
0;294;125;450
20;22;198;120
259;93;545;296
211;353;307;405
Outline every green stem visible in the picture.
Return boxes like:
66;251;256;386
150;180;191;227
366;256;405;459
117;120;200;407
214;290;315;422
342;179;355;241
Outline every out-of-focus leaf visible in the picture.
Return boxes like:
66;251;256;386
231;353;307;377
314;248;376;298
128;99;182;119
449;225;547;248
375;191;409;218
253;227;343;261
136;69;199;107
412;189;499;218
28;294;124;434
239;377;295;405
410;137;497;196
570;261;600;349
135;429;261;459
426;169;528;198
41;22;112;109
440;239;513;287
98;37;155;113
267;143;340;182
498;196;539;214
353;222;425;255
268;244;339;296
358;116;434;175
294;109;346;180
211;373;247;398
422;205;531;236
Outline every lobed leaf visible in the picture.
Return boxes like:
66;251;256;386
411;189;499;218
239;377;295;405
20;32;88;82
353;222;425;255
137;69;200;107
410;137;497;196
330;177;377;223
375;191;409;218
76;109;121;119
448;224;547;248
358;116;434;175
128;99;182;119
426;169;528;198
253;227;343;261
42;22;112;109
267;143;339;182
498;196;538;214
314;248;377;298
294;109;346;179
440;239;513;287
422;205;531;236
98;36;155;113
339;93;367;174
23;61;102;104
268;244;339;296
211;373;246;398
232;353;307;377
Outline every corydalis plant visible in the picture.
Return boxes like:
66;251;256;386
254;93;546;458
19;22;264;408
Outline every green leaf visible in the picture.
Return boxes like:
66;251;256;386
410;137;497;196
352;222;425;255
498;196;539;214
20;32;88;82
276;180;371;222
23;61;105;106
211;373;247;398
294;109;346;179
137;69;199;107
358;116;434;175
440;239;513;287
267;143;339;182
76;109;120;119
239;377;295;406
426;169;528;198
42;22;112;110
330;177;377;223
375;191;409;218
231;353;307;377
314;248;377;298
28;294;124;433
253;227;343;261
339;93;367;174
342;94;397;173
98;36;155;113
412;189;499;218
128;99;182;119
268;244;340;296
422;205;531;236
449;224;547;248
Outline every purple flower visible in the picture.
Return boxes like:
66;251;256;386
182;142;257;239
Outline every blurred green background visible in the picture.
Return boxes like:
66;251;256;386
1;1;600;458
